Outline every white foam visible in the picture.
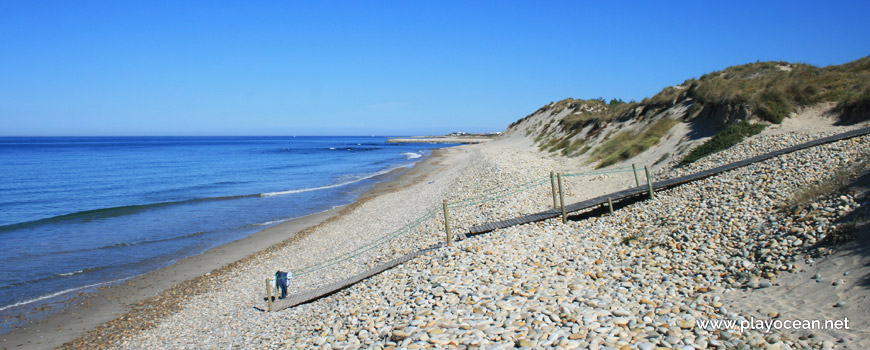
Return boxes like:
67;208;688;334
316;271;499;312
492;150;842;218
259;166;408;197
254;219;289;226
58;269;84;277
0;276;133;312
401;152;422;159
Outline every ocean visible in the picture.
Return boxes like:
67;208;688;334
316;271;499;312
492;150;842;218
0;136;454;318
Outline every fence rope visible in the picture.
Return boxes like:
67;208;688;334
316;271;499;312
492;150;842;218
448;176;550;209
294;206;440;276
561;166;637;177
268;124;870;310
283;165;641;279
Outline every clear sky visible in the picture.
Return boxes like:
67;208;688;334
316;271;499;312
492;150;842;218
2;1;869;136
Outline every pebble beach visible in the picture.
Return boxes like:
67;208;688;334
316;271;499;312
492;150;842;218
58;126;869;350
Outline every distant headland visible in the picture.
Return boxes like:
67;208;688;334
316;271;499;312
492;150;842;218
387;132;499;144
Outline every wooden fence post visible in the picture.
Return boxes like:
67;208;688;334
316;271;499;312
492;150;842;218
266;278;273;312
550;171;558;209
557;173;566;224
608;197;614;215
645;165;654;199
632;164;640;187
443;199;452;246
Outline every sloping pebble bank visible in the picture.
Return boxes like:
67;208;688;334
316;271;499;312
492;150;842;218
111;130;867;349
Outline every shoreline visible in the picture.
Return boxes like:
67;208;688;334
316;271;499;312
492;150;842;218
0;148;452;350
386;136;492;144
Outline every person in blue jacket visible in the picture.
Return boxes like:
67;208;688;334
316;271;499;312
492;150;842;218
274;270;292;298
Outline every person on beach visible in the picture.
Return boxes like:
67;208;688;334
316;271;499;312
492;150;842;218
274;270;291;299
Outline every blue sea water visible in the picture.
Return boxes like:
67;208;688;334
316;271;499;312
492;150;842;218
0;136;453;317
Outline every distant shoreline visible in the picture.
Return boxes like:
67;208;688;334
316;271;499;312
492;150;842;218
387;135;494;144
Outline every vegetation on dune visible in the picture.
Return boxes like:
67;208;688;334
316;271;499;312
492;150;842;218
642;86;683;107
587;118;680;168
679;121;766;165
511;55;870;163
689;56;870;123
559;98;636;132
531;98;639;156
836;89;870;124
560;138;586;156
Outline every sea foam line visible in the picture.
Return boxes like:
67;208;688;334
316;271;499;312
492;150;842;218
58;269;84;277
0;276;133;312
259;165;410;197
254;219;289;226
401;151;422;159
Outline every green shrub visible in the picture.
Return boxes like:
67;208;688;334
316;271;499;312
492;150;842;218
754;89;791;123
679;121;766;165
835;90;870;124
786;81;820;105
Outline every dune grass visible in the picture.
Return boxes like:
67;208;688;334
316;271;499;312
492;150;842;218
836;89;870;124
691;56;870;123
560;138;585;156
560;99;636;132
587;118;680;168
516;56;870;162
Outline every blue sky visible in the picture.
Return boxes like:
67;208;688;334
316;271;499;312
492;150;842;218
1;1;868;136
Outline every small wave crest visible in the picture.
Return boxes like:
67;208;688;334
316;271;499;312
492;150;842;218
0;266;110;291
0;276;133;312
254;219;289;226
58;270;84;277
401;152;423;159
327;147;380;152
5;230;213;262
0;194;257;233
260;165;409;197
1;153;424;233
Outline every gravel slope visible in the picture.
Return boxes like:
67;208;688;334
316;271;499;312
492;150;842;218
108;128;869;349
